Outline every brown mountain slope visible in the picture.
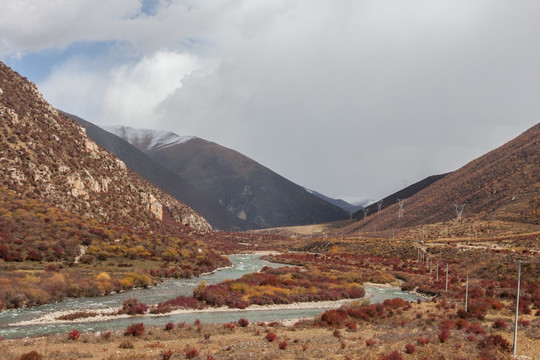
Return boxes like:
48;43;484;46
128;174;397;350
107;126;349;229
342;123;539;234
0;62;210;231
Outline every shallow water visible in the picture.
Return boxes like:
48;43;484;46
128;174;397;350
0;254;420;338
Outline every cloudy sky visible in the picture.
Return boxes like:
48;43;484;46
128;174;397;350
1;0;539;203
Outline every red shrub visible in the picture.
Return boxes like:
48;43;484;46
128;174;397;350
365;338;376;347
456;318;468;330
162;349;174;360
237;318;249;327
279;340;288;350
18;351;43;360
467;322;485;335
68;329;80;340
266;331;277;342
438;329;451;343
320;309;348;327
518;319;530;327
417;337;430;346
379;350;404;360
345;321;357;331
124;323;145;337
185;347;199;359
164;322;175;331
333;329;342;338
120;298;148;315
405;343;416;354
223;322;236;331
492;319;508;330
478;334;511;353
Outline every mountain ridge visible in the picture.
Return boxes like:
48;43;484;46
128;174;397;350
64;112;254;231
106;125;350;229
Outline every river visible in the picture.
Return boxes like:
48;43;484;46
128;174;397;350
0;254;420;339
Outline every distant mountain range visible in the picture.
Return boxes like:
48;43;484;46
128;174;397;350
83;125;350;230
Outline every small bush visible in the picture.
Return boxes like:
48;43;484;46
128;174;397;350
478;334;512;353
223;322;236;331
185;347;199;359
439;329;450;343
279;340;288;350
333;329;341;338
492;319;508;330
321;309;348;327
417;337;430;346
101;331;112;340
405;343;416;354
266;331;277;342
164;322;175;331
518;319;530;327
162;349;174;360
237;318;249;327
365;338;376;347
18;351;43;360
124;322;145;337
68;329;80;340
380;350;404;360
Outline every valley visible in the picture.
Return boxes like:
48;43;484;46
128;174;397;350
0;61;538;360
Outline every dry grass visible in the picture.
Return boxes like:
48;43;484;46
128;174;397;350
2;301;538;360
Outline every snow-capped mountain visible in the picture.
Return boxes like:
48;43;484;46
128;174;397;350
103;125;196;152
102;126;349;229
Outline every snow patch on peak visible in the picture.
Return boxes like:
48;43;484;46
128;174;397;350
102;125;196;151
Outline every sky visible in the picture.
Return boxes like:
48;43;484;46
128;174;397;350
1;0;539;204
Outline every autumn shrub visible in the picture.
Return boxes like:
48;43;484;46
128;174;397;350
185;347;199;359
365;338;376;347
119;298;148;315
266;331;277;342
492;319;508;329
68;329;80;340
345;321;357;331
518;319;530;327
279;340;288;350
320;309;348;327
478;334;512;353
467;322;486;335
237;318;249;327
223;322;236;331
333;329;342;338
379;350;404;360
417;337;430;346
161;349;174;360
438;329;451;343
124;322;145;337
456;318;468;330
18;350;43;360
101;331;112;340
164;322;175;331
405;343;416;354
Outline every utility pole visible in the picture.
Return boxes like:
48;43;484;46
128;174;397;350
377;200;383;214
397;198;405;218
465;275;469;312
362;208;369;220
513;260;522;356
445;264;449;292
454;204;465;222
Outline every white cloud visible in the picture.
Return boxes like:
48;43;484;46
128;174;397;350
5;0;540;200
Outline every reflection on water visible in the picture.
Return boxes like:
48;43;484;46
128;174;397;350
0;254;420;338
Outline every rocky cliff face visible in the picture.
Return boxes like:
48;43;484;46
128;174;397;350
0;62;210;232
